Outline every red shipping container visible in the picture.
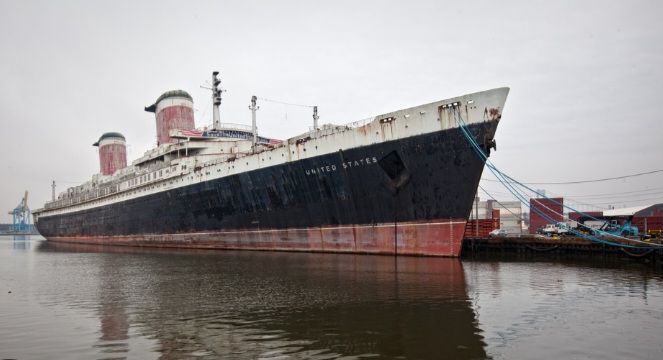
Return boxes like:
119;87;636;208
529;198;563;234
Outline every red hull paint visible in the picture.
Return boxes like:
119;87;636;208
47;219;468;257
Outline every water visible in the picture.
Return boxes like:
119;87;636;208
1;236;662;359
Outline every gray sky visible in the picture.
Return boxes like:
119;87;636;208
1;0;662;222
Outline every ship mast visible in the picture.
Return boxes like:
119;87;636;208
249;95;259;150
313;106;319;132
211;71;224;129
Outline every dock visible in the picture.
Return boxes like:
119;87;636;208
462;235;663;266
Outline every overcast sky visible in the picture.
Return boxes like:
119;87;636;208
1;0;662;222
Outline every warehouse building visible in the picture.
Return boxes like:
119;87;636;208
469;198;524;234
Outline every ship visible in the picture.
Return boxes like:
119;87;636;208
33;72;509;257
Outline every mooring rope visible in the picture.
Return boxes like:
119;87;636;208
451;108;662;250
620;247;656;258
525;245;560;252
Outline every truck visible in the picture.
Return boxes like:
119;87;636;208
538;222;570;236
590;219;639;238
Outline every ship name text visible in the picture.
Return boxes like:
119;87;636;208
305;157;379;176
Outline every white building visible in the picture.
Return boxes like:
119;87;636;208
470;197;523;234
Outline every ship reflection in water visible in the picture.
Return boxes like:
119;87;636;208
35;240;487;359
2;237;663;359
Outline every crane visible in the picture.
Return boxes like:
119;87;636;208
8;191;31;233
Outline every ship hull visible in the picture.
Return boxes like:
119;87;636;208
36;121;498;257
44;220;468;256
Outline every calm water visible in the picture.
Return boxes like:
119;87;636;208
1;236;662;359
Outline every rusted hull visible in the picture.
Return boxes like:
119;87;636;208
37;118;501;257
46;219;467;256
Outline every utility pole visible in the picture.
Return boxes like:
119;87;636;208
475;196;480;237
249;95;259;150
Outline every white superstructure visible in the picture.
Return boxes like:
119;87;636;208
34;78;509;222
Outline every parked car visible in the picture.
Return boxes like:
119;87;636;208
489;229;507;237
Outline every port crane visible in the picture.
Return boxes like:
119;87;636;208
8;191;31;232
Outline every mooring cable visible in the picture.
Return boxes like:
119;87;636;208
450;108;662;249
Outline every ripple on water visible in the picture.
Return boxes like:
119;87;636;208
2;239;663;359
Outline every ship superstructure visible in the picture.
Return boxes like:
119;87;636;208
34;72;509;257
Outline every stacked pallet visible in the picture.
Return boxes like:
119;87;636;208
464;209;500;238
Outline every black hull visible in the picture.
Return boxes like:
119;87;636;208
36;122;498;255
